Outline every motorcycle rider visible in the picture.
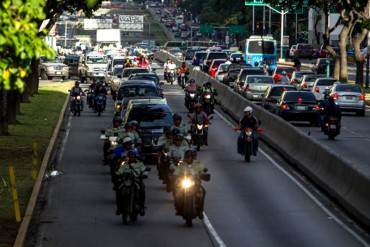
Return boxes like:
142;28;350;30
70;81;84;111
94;82;108;110
200;81;217;113
184;79;199;109
104;117;125;161
168;132;188;165
158;127;173;151
173;150;206;218
177;62;189;86
321;94;341;131
115;150;147;216
124;121;142;146
190;104;209;146
164;59;177;84
171;113;190;136
237;106;259;155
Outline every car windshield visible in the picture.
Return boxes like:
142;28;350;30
231;53;243;58
132;76;158;84
113;59;124;66
113;67;123;76
128;105;173;128
212;60;226;67
219;64;229;72
270;87;296;97
316;79;336;86
305;76;321;84
284;92;316;102
247;76;273;84
248;41;275;54
118;85;158;100
122;69;149;77
276;67;295;74
86;56;106;64
208;53;227;60
335;84;362;93
195;52;206;59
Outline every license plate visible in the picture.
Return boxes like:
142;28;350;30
345;96;354;100
252;95;259;98
330;124;336;129
295;106;307;111
56;72;61;75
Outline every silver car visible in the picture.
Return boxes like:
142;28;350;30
330;84;366;116
311;78;338;101
243;75;274;101
39;60;69;80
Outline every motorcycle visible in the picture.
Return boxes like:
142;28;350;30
166;70;175;85
95;94;106;116
323;117;340;140
201;92;214;115
242;128;254;162
174;170;210;227
178;72;187;88
185;91;198;113
192;122;207;151
116;164;148;224
85;89;94;108
71;95;82;116
157;150;171;185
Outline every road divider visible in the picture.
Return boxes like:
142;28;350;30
155;50;370;228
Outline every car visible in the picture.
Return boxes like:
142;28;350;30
241;75;274;101
312;58;334;76
192;51;207;66
272;66;296;82
330;84;366;116
262;85;298;111
292;43;315;58
272;91;320;125
215;63;230;82
117;80;163;102
209;59;227;76
229;52;244;63
202;51;228;72
63;55;82;78
311;78;338;101
290;70;315;85
234;68;266;89
318;45;340;58
223;63;252;85
121;67;150;81
122;98;173;156
39;58;69;80
128;73;161;86
300;74;325;90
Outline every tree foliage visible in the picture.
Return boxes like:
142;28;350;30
0;0;54;91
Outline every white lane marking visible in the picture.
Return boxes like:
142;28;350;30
57;114;72;164
213;110;370;247
203;212;227;247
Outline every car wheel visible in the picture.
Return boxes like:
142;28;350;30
41;71;48;80
48;76;52;80
356;109;365;117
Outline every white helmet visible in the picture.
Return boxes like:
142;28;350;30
243;106;253;113
122;136;132;143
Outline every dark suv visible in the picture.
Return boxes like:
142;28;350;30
202;52;228;72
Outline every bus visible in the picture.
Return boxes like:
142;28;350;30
242;35;277;72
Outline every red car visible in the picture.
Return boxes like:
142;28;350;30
208;59;227;77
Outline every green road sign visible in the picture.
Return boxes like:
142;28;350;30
200;24;214;35
228;25;246;35
245;0;268;6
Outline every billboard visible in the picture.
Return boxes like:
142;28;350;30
118;15;144;32
84;19;112;30
96;29;120;43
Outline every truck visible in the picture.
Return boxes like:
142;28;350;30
84;52;108;81
96;29;121;48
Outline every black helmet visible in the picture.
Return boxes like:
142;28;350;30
173;113;182;121
75;80;80;86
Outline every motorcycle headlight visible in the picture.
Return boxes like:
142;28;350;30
204;94;211;99
197;124;203;130
245;130;252;136
190;93;195;98
181;177;194;189
77;96;81;100
111;141;118;146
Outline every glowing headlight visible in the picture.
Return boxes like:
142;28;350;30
197;124;203;130
76;96;81;100
111;141;118;146
245;130;252;136
204;94;211;99
189;93;195;98
181;177;194;189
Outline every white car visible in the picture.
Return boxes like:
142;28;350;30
311;78;338;101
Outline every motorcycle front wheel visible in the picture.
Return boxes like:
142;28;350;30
244;142;252;162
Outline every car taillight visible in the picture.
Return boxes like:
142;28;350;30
281;103;289;110
332;93;339;100
302;83;307;88
314;87;320;93
297;97;303;104
313;105;321;111
359;94;365;101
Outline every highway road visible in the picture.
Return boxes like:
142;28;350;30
27;65;369;247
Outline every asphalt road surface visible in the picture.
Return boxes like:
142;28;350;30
28;67;368;247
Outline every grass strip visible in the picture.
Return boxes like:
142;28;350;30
0;81;72;247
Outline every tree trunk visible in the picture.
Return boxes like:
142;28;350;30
339;25;350;82
0;87;9;135
29;58;40;95
6;90;18;124
352;28;368;87
334;58;340;80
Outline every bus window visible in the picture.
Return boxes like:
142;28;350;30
248;41;275;54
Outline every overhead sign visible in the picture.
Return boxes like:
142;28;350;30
84;19;112;30
118;15;144;32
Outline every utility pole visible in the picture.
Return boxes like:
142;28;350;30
366;3;370;88
281;11;285;60
295;13;298;43
269;8;271;34
252;6;255;34
64;20;67;47
263;6;266;35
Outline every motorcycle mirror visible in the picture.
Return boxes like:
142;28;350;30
101;130;105;134
201;173;211;181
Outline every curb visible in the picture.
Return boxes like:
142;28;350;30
13;95;69;247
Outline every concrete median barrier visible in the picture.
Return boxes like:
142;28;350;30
155;50;370;227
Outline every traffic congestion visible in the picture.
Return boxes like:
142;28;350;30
3;0;370;247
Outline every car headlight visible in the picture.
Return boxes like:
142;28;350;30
46;66;54;71
181;177;194;189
